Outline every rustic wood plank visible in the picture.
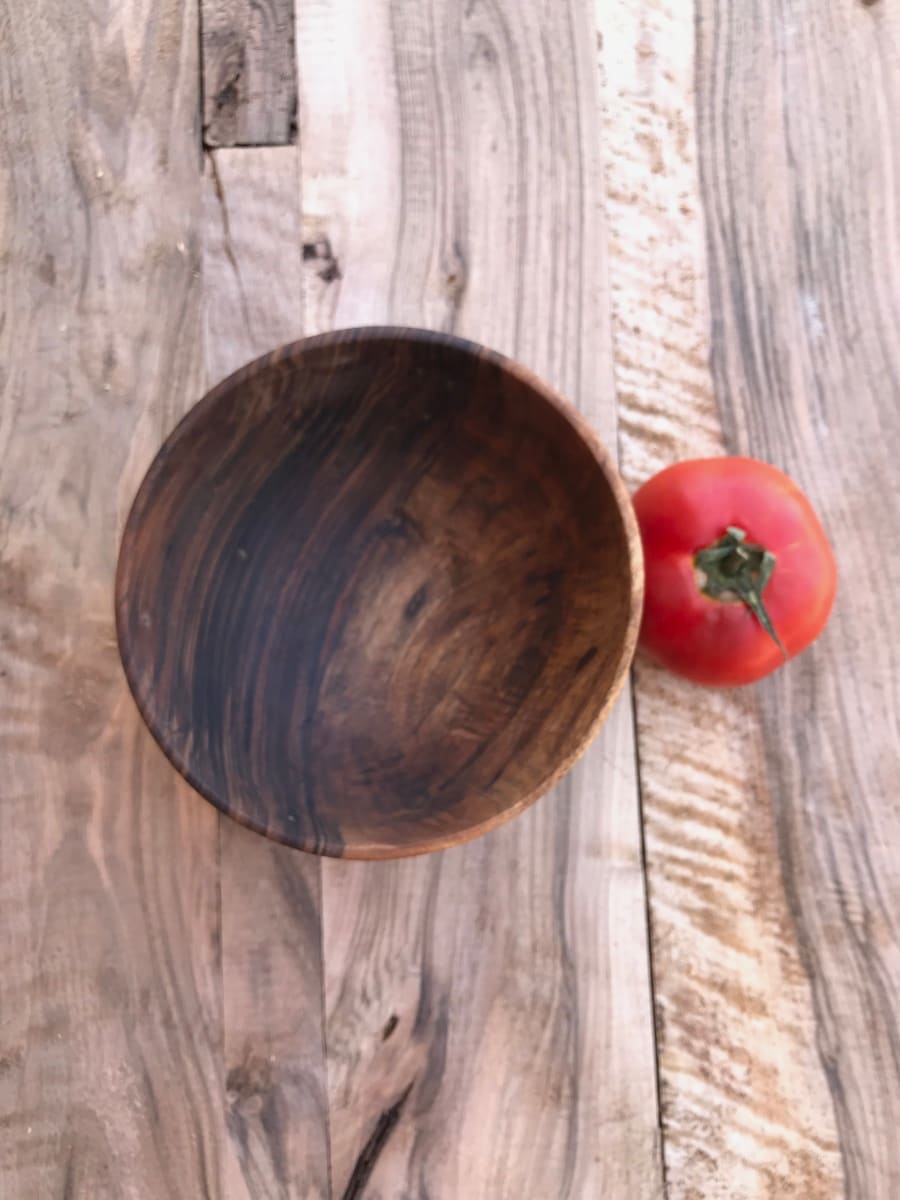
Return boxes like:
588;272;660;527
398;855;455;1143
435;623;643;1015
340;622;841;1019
203;146;305;382
0;2;225;1196
202;146;330;1199
297;1;663;1195
601;0;900;1195
202;0;297;147
596;1;847;1195
219;827;329;1200
695;2;900;1196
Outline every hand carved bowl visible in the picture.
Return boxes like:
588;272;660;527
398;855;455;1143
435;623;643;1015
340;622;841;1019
115;328;642;858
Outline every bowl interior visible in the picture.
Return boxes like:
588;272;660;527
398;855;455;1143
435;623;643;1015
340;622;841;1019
116;329;640;857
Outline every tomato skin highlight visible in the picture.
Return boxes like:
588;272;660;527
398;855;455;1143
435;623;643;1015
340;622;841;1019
633;457;837;686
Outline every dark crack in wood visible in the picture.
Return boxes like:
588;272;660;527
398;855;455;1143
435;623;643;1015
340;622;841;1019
340;1081;415;1200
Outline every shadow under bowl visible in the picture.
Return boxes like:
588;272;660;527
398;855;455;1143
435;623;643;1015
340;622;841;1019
115;328;643;858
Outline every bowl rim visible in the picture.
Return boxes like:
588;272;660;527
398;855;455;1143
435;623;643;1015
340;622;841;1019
115;325;645;859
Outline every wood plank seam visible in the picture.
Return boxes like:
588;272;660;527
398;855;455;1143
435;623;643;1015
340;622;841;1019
626;688;670;1200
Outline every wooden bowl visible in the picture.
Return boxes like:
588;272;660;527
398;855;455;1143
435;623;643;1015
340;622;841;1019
115;329;642;858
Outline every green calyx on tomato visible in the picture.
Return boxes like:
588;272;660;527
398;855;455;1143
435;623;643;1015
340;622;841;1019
693;526;786;658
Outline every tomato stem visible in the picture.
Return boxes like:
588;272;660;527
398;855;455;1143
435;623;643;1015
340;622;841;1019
694;527;787;658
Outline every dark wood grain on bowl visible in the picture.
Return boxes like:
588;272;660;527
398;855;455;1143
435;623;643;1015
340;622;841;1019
116;328;641;857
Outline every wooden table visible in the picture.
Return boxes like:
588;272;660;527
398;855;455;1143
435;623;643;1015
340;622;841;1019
1;0;897;1196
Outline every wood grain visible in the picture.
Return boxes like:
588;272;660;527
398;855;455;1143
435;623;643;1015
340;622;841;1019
599;0;900;1195
219;823;329;1200
202;147;330;1200
597;2;845;1195
697;1;900;1196
202;0;297;147
203;148;305;383
116;327;640;858
298;0;663;1192
0;1;224;1195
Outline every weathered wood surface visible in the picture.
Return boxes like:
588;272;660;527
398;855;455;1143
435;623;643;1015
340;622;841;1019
697;2;900;1196
599;0;900;1196
203;146;330;1199
0;1;224;1195
298;0;662;1194
201;0;297;147
219;822;328;1200
203;148;305;382
6;0;899;1195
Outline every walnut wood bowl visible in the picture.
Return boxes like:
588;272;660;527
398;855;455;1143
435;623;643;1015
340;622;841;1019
115;329;642;858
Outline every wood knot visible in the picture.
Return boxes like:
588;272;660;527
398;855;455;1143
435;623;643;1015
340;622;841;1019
303;236;342;283
226;1049;273;1109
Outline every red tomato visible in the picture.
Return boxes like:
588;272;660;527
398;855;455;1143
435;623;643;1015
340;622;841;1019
633;457;837;686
